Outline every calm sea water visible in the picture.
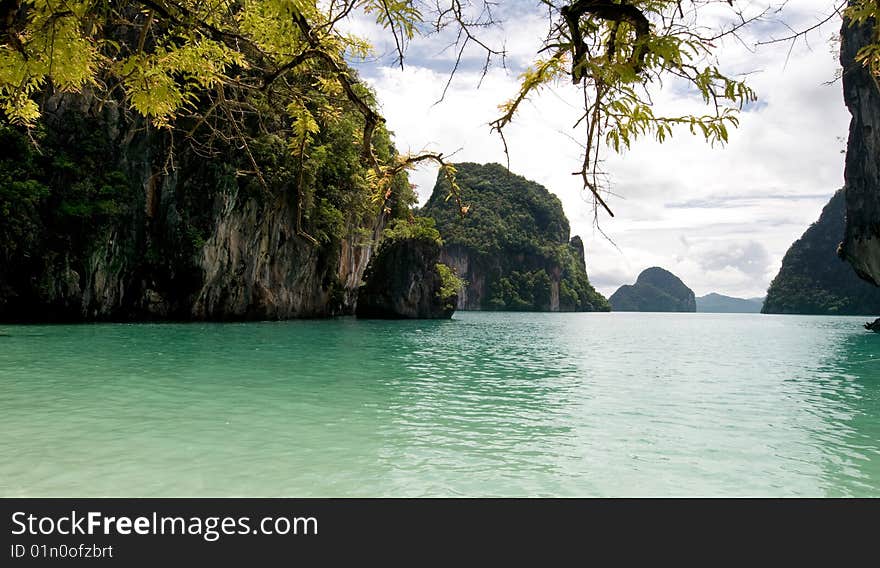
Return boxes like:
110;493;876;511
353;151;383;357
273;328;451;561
1;312;879;496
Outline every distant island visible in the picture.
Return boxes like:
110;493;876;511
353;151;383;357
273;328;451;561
763;189;880;315
422;163;609;312
696;293;763;313
609;267;696;312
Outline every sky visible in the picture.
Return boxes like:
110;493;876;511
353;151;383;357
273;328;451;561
346;1;850;299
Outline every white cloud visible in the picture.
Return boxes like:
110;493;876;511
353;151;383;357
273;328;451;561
357;1;849;299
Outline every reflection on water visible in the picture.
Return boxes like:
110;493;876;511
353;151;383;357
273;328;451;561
0;312;878;496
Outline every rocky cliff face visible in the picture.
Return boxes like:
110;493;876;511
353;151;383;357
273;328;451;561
840;14;880;286
191;194;384;319
422;163;608;312
609;267;696;312
438;241;587;311
0;94;390;322
436;244;485;310
764;189;880;315
356;236;455;319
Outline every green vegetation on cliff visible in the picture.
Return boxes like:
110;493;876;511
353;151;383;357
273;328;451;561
363;216;462;316
382;216;442;245
0;63;414;321
763;189;880;315
0;2;435;321
424;163;568;256
421;163;608;312
435;263;465;305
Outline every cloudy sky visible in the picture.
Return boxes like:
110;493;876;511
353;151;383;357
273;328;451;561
348;1;849;299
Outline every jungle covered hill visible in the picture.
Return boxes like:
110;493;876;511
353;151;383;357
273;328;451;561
609;267;696;312
763;189;880;316
421;163;608;312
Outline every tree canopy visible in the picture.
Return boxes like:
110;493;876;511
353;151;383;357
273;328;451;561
1;1;878;217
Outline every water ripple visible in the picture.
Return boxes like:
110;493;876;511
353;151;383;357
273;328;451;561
0;312;878;496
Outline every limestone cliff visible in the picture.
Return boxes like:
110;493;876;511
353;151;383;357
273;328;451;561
0;93;401;321
421;163;608;312
840;12;880;286
609;267;696;312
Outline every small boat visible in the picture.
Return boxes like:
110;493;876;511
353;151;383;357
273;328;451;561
865;318;880;332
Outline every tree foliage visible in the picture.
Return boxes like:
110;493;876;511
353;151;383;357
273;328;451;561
1;1;877;219
435;261;465;304
489;0;761;215
845;0;880;82
383;215;442;244
0;0;463;223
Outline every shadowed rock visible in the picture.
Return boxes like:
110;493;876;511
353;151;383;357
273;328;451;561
840;16;880;287
356;237;456;319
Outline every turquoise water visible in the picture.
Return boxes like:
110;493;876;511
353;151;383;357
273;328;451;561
1;312;879;496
